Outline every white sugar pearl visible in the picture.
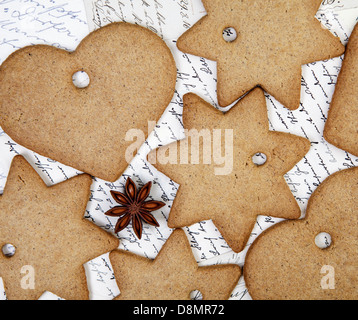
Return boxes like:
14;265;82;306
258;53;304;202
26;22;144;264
252;152;267;166
315;232;332;249
72;70;90;88
222;27;237;42
190;290;203;300
2;243;16;257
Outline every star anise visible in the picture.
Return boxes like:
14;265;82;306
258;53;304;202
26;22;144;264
105;178;165;239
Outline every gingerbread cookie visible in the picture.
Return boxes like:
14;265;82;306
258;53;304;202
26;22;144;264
324;23;358;157
244;167;358;300
0;22;176;182
176;0;344;109
149;88;311;253
110;229;241;300
0;156;118;300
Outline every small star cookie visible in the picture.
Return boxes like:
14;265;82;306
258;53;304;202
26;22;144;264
149;88;310;252
0;157;118;300
110;229;241;300
177;0;344;109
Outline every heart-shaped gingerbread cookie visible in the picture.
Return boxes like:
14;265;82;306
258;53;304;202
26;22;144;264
0;22;177;182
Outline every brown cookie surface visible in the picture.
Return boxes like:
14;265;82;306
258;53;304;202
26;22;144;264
244;167;358;300
110;229;241;300
149;88;310;253
177;0;344;109
0;157;118;300
0;22;177;182
324;24;358;156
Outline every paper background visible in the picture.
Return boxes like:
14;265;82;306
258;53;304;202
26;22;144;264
0;0;357;300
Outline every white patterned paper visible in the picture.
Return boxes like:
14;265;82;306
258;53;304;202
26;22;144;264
0;127;83;194
0;277;6;300
268;57;358;216
316;0;358;45
229;276;252;301
38;291;64;300
83;252;120;300
182;220;233;263
84;155;178;260
0;0;89;65
83;0;206;40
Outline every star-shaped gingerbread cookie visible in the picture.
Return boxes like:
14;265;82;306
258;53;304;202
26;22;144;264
324;23;358;157
176;0;344;109
110;229;241;300
0;156;118;300
244;167;358;300
149;88;310;253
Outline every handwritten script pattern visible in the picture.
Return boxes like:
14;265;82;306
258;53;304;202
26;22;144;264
0;0;88;64
0;127;83;194
316;0;358;45
83;252;120;300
